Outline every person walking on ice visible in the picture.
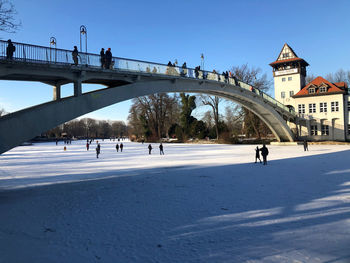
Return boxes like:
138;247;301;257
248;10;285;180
303;140;308;151
96;143;101;159
148;144;152;155
254;146;261;163
159;143;164;155
116;143;119;152
260;144;269;165
120;143;123;152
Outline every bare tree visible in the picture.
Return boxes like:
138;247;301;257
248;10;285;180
0;0;20;33
200;95;220;140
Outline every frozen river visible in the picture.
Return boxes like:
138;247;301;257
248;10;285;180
1;140;350;262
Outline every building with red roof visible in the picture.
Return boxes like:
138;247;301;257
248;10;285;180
270;44;350;141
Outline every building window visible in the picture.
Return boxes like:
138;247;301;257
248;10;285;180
309;88;315;94
331;101;339;112
347;101;350;111
282;77;286;82
348;125;350;135
281;91;285;98
320;86;327;93
310;125;318;136
321;125;329;135
288;77;292;81
320;102;327;113
309;103;316;113
298;104;305;114
282;53;290;58
289;91;294;97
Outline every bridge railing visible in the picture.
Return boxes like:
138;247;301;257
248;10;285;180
0;40;295;116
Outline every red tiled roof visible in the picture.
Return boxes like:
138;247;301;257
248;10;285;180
269;57;309;66
293;76;346;97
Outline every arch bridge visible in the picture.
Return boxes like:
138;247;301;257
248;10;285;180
0;40;299;154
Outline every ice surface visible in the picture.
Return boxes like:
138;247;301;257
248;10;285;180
1;140;350;262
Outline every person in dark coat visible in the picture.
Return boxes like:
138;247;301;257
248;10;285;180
303;140;308;151
86;142;89;151
255;146;261;163
6;39;15;60
105;48;112;69
100;48;105;68
72;46;79;65
116;143;119;152
148;144;152;155
159;143;164;155
120;143;123;152
260;144;269;165
96;143;101;158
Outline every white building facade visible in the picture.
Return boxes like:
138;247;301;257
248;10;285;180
271;44;350;141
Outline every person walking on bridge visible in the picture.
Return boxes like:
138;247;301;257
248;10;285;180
100;48;105;68
6;39;15;60
148;144;153;155
105;48;112;69
120;143;123;152
72;46;79;66
116;143;119;152
96;143;101;158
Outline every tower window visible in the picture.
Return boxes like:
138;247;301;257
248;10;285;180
282;77;286;82
309;103;316;113
288;77;292;81
281;91;285;98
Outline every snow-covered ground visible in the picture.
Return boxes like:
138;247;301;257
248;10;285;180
1;140;350;262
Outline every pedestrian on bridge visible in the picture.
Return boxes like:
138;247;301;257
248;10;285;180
100;48;105;68
148;144;152;155
120;143;123;152
303;140;308;151
6;39;15;60
116;143;119;152
105;48;112;69
86;142;89;151
72;46;79;66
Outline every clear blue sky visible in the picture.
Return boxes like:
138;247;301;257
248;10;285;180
1;0;350;122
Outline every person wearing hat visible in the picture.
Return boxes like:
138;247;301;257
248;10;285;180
6;39;16;60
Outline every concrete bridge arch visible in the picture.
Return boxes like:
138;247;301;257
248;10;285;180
0;77;295;154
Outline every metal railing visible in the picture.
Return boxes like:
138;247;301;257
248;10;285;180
0;40;296;116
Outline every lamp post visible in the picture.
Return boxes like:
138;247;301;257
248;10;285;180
80;25;87;53
200;53;204;70
49;37;57;62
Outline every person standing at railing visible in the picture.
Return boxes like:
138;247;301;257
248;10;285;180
72;46;79;66
105;48;112;69
6;39;15;60
100;48;105;68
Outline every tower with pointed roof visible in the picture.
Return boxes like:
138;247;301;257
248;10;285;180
270;43;309;109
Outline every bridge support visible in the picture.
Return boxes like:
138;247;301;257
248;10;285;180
74;80;82;97
53;84;61;100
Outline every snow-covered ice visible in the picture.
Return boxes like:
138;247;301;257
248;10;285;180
1;140;350;262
